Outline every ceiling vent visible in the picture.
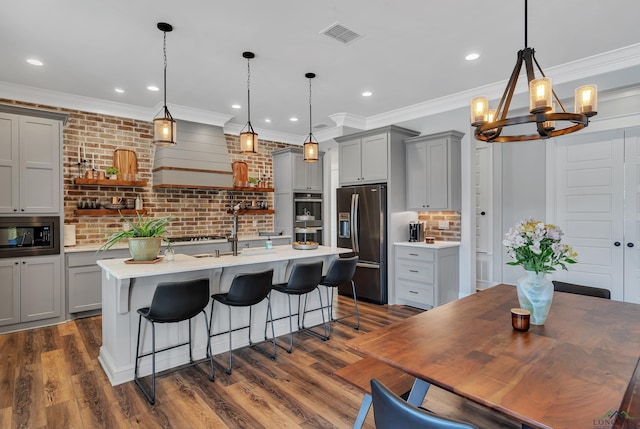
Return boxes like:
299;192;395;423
320;22;362;45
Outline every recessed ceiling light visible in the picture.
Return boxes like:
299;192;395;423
264;118;271;123
114;88;125;93
289;117;298;122
26;58;43;66
231;104;241;109
465;53;480;61
147;85;159;91
362;91;373;97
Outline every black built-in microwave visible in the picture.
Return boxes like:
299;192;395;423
0;216;60;258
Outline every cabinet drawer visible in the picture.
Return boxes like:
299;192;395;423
396;279;434;307
67;249;130;267
396;260;434;283
396;246;435;262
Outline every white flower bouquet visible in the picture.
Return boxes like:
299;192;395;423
503;218;577;274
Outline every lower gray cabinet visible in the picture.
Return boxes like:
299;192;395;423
0;255;62;327
66;249;130;314
394;243;459;310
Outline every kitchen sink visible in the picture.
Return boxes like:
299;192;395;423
192;252;234;258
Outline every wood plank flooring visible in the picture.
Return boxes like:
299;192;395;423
0;297;521;428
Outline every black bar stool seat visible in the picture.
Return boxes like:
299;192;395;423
209;269;276;374
301;255;359;340
268;261;324;353
134;277;214;405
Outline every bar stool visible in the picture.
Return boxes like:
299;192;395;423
301;255;359;340
209;269;276;374
267;261;324;353
134;277;214;405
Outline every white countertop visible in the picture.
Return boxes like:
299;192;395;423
97;244;349;280
394;240;461;249
64;234;292;253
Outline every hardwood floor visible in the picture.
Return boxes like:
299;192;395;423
0;297;520;428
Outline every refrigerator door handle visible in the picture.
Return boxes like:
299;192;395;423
356;262;380;269
351;194;360;253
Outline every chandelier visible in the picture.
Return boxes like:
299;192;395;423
471;0;597;142
153;22;177;147
239;51;258;154
303;72;319;162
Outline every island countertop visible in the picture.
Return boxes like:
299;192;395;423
97;245;349;280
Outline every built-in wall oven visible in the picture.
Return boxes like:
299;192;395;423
294;193;323;245
0;216;60;258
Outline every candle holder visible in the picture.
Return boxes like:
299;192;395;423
77;160;88;178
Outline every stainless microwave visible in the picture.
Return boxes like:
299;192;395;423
0;216;60;258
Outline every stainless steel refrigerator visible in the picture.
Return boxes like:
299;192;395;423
336;184;387;304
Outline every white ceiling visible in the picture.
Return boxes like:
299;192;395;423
2;0;640;143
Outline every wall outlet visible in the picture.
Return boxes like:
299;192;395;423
123;222;131;231
252;220;258;227
438;220;449;230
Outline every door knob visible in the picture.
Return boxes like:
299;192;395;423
628;243;635;248
614;242;621;247
481;211;486;216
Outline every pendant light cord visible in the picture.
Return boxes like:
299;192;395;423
524;0;528;48
163;31;168;110
308;77;313;138
246;57;251;126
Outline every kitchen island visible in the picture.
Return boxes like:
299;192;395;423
97;245;349;385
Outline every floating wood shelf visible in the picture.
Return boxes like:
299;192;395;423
74;178;148;187
73;209;148;216
236;209;275;215
151;184;273;192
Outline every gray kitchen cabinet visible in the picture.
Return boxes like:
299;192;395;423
0;255;62;326
66;248;130;314
394;244;459;310
404;130;463;211
273;147;323;193
0;111;65;214
336;126;419;186
272;147;324;238
0;259;20;326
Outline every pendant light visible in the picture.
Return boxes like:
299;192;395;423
153;22;177;147
470;0;597;142
239;51;258;154
303;72;319;162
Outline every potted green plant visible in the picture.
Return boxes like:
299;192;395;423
106;166;119;180
99;212;176;261
248;176;258;187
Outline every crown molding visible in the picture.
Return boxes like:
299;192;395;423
0;81;155;121
328;112;367;129
223;122;304;145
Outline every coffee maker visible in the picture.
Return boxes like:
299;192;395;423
408;221;425;242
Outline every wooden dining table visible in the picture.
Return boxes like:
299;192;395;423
346;284;640;429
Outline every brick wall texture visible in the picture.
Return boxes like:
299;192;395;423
417;211;461;241
1;99;294;245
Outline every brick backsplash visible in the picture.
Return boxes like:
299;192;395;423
417;211;461;241
1;99;295;245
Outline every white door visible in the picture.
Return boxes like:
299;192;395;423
554;130;625;300
475;144;493;290
624;128;640;302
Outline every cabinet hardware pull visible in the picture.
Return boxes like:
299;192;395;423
481;211;486;215
409;253;418;256
614;242;621;247
629;243;635;248
409;290;418;294
409;269;419;273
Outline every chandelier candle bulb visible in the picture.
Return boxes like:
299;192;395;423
529;77;552;113
470;96;489;125
575;85;598;116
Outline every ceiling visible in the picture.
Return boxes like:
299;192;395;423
2;0;640;143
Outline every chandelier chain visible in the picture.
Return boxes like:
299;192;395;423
308;77;312;136
163;31;167;108
246;57;251;124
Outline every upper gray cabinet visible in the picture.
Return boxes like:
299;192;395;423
404;130;464;212
0;108;66;214
336;126;419;186
272;147;323;193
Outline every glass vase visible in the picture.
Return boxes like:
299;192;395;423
516;270;554;325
